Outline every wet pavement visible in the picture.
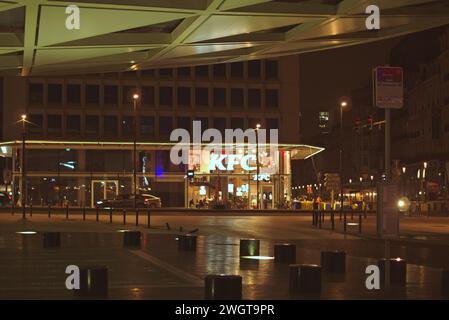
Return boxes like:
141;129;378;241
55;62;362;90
0;214;447;299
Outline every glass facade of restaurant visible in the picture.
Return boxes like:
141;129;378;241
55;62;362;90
0;141;322;209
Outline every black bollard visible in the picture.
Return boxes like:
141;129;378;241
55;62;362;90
441;269;449;297
135;209;139;226
274;243;296;264
30;202;33;217
66;204;69;219
96;206;99;222
289;264;321;295
359;213;362;234
123;209;126;225
239;239;260;257
11;202;14;215
178;234;197;251
205;275;242;300
48;205;51;218
147;209;151;229
344;212;347;233
82;206;86;221
321;251;346;273
331;212;335;230
76;266;108;297
378;258;407;287
43;232;61;248
123;231;141;247
318;212;322;228
109;208;112;223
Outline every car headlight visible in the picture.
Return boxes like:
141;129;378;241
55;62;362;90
97;201;103;204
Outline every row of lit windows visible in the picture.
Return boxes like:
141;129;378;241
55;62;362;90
27;114;279;137
28;83;280;109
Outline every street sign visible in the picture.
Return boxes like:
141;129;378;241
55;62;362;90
324;173;341;192
374;66;403;109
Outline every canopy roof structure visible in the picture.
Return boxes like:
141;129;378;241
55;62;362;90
0;140;324;160
1;0;449;76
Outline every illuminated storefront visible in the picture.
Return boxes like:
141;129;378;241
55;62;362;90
0;140;323;209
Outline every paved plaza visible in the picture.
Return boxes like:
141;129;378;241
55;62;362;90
0;211;448;299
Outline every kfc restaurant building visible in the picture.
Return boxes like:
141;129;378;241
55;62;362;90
0;140;323;209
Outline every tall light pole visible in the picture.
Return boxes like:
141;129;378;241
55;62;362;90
339;99;348;215
255;123;261;210
20;114;27;219
132;93;139;209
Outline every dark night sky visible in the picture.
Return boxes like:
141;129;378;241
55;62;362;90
299;37;400;140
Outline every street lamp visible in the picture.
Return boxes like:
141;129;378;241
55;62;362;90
20;114;27;219
255;123;261;210
338;97;350;220
132;93;139;209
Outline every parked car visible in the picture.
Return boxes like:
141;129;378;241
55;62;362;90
0;192;11;206
96;193;161;209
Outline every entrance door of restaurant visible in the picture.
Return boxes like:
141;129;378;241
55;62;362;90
91;180;119;207
261;185;274;209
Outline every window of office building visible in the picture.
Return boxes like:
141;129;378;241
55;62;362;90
265;89;279;108
48;84;62;103
213;118;226;134
29;83;44;105
47;115;62;133
266;118;279;131
121;116;134;136
230;62;244;79
66;115;81;134
177;117;191;132
248;60;261;79
195;117;209;131
67;84;81;104
195;87;209;107
104;85;118;105
86;85;100;104
29;114;43;133
195;65;209;78
248;89;261;109
159;117;173;136
177;67;191;78
213;88;226;108
159;68;173;78
265;60;278;79
177;87;191;106
140;69;155;77
104;116;118;135
122;86;138;105
231;118;245;130
213;64;226;79
159;87;173;106
231;88;244;108
85;115;99;135
141;86;155;106
140;116;155;136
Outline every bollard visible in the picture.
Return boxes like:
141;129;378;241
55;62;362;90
96;206;99;222
364;206;367;219
331;212;335;230
274;243;296;264
359;213;362;234
166;223;171;230
289;264;321;295
378;258;407;287
123;209;126;225
318;212;322;229
48;205;51;218
321;251;346;274
11;203;15;215
30;202;33;217
43;232;61;248
205;275;242;300
109;208;112;223
344;212;347;233
76;266;108;297
239;239;260;257
312;211;315;226
147;209;151;229
178;234;197;251
351;211;353;220
82;206;86;221
66;204;69;219
123;231;141;247
441;269;449;297
135;209;139;226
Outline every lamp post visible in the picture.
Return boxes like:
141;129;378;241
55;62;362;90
20;114;27;219
255;123;261;210
132;93;139;209
339;99;348;213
